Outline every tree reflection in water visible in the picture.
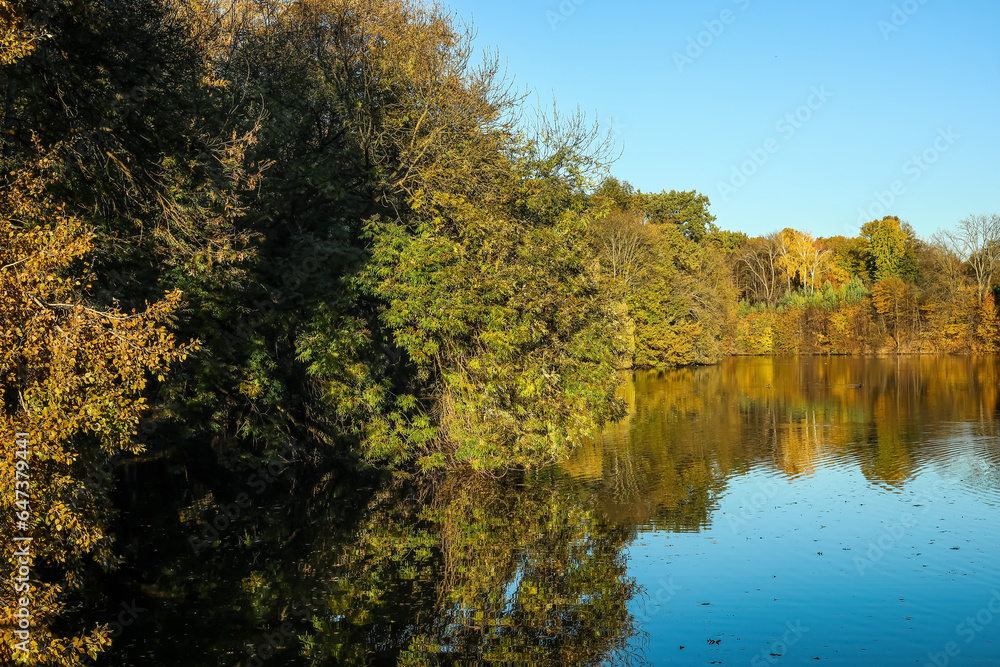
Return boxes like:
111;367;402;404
93;459;644;666
565;355;1000;531
284;473;644;665
61;356;1000;665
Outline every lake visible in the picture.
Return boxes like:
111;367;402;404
92;356;1000;665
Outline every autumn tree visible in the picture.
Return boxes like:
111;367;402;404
0;153;193;664
360;120;627;471
711;228;748;254
590;210;655;297
925;233;970;298
591;176;640;213
625;222;734;367
974;292;1000;352
0;2;263;660
820;235;868;282
258;0;630;472
0;0;35;65
776;228;831;295
0;0;266;473
871;276;914;351
939;213;1000;301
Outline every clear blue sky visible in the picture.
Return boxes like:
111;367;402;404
442;0;1000;240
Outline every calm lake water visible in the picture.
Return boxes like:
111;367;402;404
92;356;1000;665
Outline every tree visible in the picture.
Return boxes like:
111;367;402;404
270;0;628;472
625;223;732;367
776;228;831;295
590;210;655;297
940;214;1000;301
0;3;263;660
363;142;627;471
1;154;193;665
975;293;1000;352
711;228;748;254
591;176;639;213
925;233;970;298
871;276;912;351
0;0;267;468
0;0;35;66
640;189;717;241
736;233;783;305
860;216;919;283
814;235;856;286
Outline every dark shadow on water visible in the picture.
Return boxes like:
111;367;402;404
78;443;645;666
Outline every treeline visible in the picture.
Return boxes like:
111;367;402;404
731;215;1000;355
2;0;633;478
590;176;1000;360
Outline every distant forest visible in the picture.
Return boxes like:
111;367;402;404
591;177;1000;362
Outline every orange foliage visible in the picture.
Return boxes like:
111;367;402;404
0;154;194;664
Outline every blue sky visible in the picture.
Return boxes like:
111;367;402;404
442;0;1000;239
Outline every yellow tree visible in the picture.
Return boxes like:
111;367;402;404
871;276;911;351
777;228;831;295
0;0;35;66
0;153;194;664
976;293;1000;352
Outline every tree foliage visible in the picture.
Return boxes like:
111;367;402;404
0;153;192;664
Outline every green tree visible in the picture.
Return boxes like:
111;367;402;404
860;216;919;283
626;224;731;367
264;0;629;472
592;176;640;213
640;189;718;241
363;142;627;471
